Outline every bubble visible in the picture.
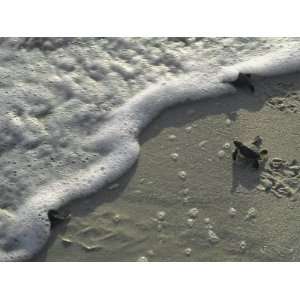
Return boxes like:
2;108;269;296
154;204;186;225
185;126;192;133
206;224;214;229
187;218;195;227
188;208;199;218
182;188;189;196
217;150;225;159
204;217;210;224
198;140;208;148
113;214;121;223
228;207;237;217
184;248;192;256
239;241;247;251
225;118;232;126
157;211;166;221
146;249;155;257
157;223;163;232
245;207;257;220
178;171;187;180
168;134;177;140
183;196;190;204
137;256;148;262
223;142;231;150
208;229;220;244
170;153;179;161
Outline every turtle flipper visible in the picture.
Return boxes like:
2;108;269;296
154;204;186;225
232;149;238;161
252;160;259;169
260;149;268;161
252;136;263;147
48;209;71;228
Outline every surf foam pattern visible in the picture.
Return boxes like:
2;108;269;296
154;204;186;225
1;48;300;261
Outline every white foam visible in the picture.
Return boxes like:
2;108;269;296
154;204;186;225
1;46;300;261
228;47;300;77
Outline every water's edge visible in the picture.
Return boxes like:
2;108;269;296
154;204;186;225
1;48;300;261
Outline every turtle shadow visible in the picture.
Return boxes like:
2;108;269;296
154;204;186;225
230;160;265;193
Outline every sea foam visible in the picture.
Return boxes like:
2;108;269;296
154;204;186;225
1;47;300;261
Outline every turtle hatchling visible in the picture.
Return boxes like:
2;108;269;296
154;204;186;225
232;136;268;169
48;209;71;228
224;72;255;93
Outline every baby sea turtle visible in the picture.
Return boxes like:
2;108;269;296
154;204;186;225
226;72;255;93
48;209;71;228
232;136;268;169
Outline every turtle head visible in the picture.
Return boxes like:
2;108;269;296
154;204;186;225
253;136;263;147
233;140;243;149
259;149;268;161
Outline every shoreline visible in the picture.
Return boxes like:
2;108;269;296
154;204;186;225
35;72;300;261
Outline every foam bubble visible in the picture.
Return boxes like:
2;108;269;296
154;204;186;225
188;208;199;218
223;143;231;150
204;217;211;224
245;207;257;220
185;126;192;133
157;211;166;221
187;218;195;227
184;248;192;256
113;214;121;223
137;256;148;262
178;171;187;180
239;241;247;251
170;153;179;161
217;150;226;159
225;118;232;126
168;134;177;140
208;230;220;244
228;207;237;217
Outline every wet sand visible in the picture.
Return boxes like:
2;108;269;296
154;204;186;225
35;72;300;261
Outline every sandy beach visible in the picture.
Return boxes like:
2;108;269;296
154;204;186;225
35;71;300;261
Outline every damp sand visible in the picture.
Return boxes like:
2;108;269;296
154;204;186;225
35;72;300;261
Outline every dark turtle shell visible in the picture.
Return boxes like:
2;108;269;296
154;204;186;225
233;140;260;160
48;209;71;228
225;73;255;93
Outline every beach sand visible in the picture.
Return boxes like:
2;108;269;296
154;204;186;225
35;72;300;261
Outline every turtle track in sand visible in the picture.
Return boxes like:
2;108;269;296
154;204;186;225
259;158;300;200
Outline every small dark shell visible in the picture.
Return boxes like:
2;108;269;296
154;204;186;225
234;141;260;160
